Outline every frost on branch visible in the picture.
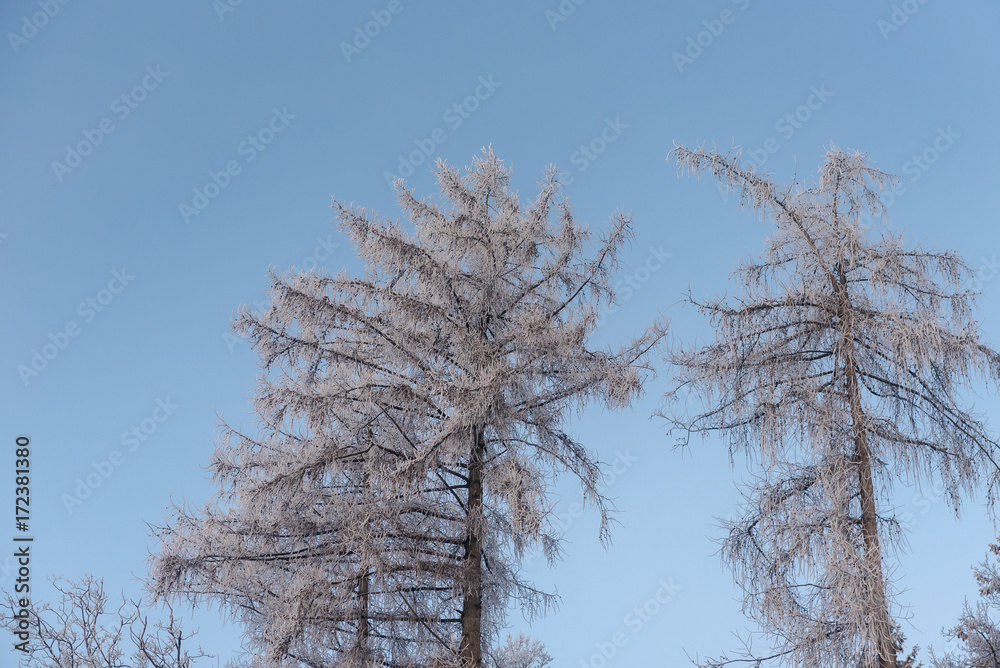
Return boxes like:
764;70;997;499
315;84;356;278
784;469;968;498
931;537;1000;668
492;633;553;668
662;143;1000;668
150;148;666;667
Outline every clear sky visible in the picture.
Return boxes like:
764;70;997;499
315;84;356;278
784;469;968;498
3;1;999;665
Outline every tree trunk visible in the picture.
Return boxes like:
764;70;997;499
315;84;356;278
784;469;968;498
838;274;897;668
459;425;485;667
848;370;896;668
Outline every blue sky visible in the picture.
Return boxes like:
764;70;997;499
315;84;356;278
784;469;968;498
3;1;1000;665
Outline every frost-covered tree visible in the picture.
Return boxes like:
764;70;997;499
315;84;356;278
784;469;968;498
0;575;213;668
661;144;1000;668
492;634;552;668
931;536;1000;668
151;149;666;668
154;400;455;667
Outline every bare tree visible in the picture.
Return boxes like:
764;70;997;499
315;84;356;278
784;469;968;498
0;575;213;668
661;144;1000;668
150;149;666;667
930;537;1000;668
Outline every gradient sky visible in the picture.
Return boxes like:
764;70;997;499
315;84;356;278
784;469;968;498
3;1;1000;665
